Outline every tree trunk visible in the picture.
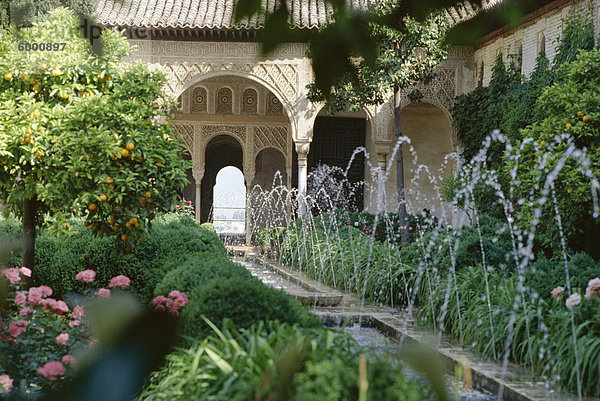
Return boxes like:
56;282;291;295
394;87;410;246
22;197;37;273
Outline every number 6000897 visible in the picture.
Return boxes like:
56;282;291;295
18;42;66;51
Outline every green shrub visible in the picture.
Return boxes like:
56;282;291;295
1;213;225;301
139;321;431;401
200;222;216;232
154;254;251;297
180;274;319;339
525;253;600;299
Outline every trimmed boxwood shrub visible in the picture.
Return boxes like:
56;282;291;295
154;254;251;296
0;213;225;301
180;275;320;339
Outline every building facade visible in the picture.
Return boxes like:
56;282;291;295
95;0;600;229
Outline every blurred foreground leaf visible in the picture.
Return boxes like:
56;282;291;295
398;343;449;401
44;306;177;401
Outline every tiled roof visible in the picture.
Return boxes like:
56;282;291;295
95;0;377;29
95;0;504;30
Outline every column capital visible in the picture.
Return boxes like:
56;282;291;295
374;142;391;164
192;167;205;182
295;141;311;157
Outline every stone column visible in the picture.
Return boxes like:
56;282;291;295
244;170;255;245
375;145;390;213
192;168;204;223
295;141;311;216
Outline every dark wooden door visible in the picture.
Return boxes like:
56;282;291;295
308;116;365;211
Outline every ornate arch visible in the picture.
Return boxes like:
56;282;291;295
159;65;297;125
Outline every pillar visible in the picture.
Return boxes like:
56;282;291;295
295;141;310;216
192;168;204;223
375;144;390;213
244;169;255;245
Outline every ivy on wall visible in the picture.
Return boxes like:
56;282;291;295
452;8;596;165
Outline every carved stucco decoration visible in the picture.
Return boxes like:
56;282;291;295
400;67;457;118
201;124;247;144
156;62;299;108
254;126;288;157
172;123;194;155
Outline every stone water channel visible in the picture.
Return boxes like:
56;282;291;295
235;256;591;401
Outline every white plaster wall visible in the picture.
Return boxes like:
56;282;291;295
473;0;596;86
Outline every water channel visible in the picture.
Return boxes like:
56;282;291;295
239;257;499;401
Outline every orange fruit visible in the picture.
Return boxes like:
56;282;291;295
52;68;62;77
125;221;132;228
539;141;545;147
162;121;168;127
120;148;129;157
565;123;572;129
109;184;115;190
145;191;152;199
140;198;147;205
130;217;138;225
33;85;41;93
125;142;134;151
109;217;116;225
99;194;107;202
35;150;42;158
583;115;589;122
83;221;89;227
577;111;582;116
113;225;119;232
40;63;47;70
4;72;12;81
88;203;97;211
567;189;573;194
121;234;128;241
105;176;113;184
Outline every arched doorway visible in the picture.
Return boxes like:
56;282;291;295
201;135;243;223
213;166;246;235
309;109;369;212
400;102;455;223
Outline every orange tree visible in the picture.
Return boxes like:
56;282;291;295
0;8;189;273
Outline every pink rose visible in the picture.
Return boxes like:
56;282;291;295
40;298;58;311
61;355;76;365
14;292;27;306
37;361;66;381
38;285;53;297
75;269;96;283
27;287;43;305
187;200;192;205
56;333;69;345
585;278;600;299
152;295;167;306
19;267;32;277
94;288;111;298
551;286;565;300
8;320;28;337
69;319;81;327
19;307;33;317
72;305;85;319
0;374;13;394
1;268;20;284
53;300;69;314
109;275;131;288
154;304;165;312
